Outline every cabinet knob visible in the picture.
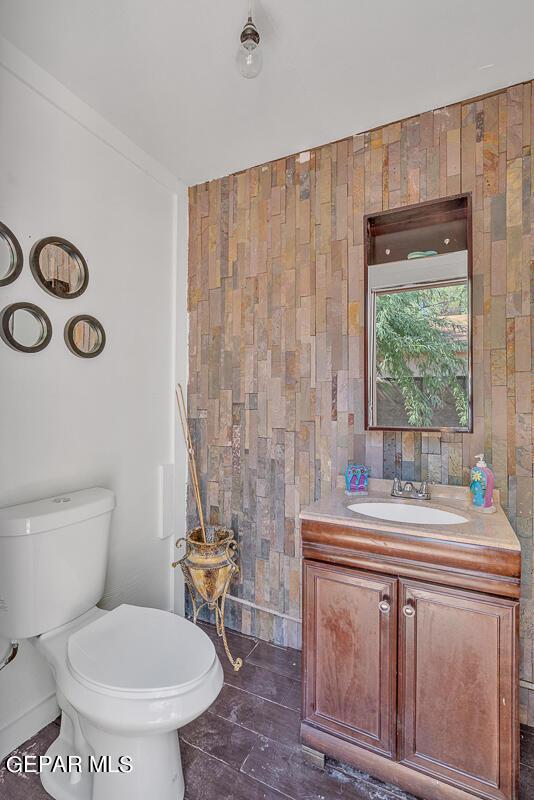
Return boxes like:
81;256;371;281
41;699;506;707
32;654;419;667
403;603;415;617
378;599;391;613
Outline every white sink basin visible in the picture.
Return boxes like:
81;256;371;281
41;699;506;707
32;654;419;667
347;502;467;526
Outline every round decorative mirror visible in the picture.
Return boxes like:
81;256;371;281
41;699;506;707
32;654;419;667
0;302;52;353
64;315;106;358
0;221;23;287
30;236;88;298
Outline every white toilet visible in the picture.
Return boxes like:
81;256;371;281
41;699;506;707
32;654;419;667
0;488;223;800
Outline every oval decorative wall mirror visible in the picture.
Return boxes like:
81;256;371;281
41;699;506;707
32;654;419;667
0;221;23;287
30;236;88;298
64;314;106;358
0;302;52;353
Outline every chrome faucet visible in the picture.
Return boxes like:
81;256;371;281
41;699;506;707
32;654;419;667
391;477;431;501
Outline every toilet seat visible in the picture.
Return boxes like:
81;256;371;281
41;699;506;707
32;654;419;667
38;604;224;735
67;604;216;698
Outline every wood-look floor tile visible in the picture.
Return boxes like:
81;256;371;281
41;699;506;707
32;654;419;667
6;664;534;800
198;621;259;666
5;705;534;800
520;764;534;799
224;661;301;711
0;722;58;800
327;759;418;800
520;726;534;768
247;640;302;680
181;741;287;800
210;683;301;745
241;738;405;800
181;710;263;771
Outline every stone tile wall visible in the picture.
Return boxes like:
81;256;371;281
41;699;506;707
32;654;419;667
187;81;534;722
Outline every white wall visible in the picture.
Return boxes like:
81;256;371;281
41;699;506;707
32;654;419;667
0;40;187;756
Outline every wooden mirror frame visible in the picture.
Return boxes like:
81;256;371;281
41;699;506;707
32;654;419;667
30;236;89;299
0;221;24;287
363;193;473;433
0;302;52;353
64;314;106;358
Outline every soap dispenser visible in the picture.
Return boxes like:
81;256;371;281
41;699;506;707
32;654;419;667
469;454;496;513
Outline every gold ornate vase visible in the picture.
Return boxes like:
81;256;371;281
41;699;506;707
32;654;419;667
173;526;242;671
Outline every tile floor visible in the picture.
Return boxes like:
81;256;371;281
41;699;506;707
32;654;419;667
1;622;533;799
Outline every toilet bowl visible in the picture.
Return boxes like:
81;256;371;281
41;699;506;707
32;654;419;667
36;604;223;800
0;488;223;800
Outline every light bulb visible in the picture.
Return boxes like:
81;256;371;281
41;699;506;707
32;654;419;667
239;40;262;79
238;15;262;79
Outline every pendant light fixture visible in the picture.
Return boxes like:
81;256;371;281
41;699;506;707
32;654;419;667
238;1;262;79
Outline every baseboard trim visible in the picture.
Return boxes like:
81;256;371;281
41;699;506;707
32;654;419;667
0;693;59;761
225;594;302;624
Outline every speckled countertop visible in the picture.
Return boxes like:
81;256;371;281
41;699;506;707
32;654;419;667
300;479;520;552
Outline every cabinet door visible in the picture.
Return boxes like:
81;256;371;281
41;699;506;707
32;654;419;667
303;561;397;758
398;579;518;800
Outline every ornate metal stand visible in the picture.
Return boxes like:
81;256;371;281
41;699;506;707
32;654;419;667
172;527;243;672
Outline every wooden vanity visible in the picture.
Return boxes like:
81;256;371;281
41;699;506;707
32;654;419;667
300;482;521;800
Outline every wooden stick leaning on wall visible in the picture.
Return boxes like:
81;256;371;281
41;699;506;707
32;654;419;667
175;384;207;543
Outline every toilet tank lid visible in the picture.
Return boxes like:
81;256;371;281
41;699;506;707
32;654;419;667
0;488;115;537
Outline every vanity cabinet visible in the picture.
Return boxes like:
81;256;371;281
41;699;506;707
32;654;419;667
397;580;517;800
301;514;521;800
303;562;397;758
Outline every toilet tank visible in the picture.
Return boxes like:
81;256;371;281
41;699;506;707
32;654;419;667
0;488;115;640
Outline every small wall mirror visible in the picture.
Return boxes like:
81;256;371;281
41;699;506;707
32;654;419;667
365;194;472;432
64;315;106;358
0;302;52;353
30;237;88;298
0;221;23;287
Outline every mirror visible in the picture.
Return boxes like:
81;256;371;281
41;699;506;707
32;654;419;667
0;303;52;353
30;237;88;298
64;315;106;358
0;221;23;287
365;195;472;432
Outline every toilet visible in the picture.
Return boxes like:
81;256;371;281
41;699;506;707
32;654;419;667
0;487;223;800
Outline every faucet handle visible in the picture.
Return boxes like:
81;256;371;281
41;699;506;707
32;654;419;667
391;477;402;495
419;480;431;498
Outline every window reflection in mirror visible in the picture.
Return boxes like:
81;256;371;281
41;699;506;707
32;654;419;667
365;195;472;432
373;281;468;428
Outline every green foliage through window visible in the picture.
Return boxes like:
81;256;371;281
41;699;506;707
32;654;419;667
375;283;468;428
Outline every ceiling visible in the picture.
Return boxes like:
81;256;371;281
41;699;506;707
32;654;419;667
1;0;533;185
